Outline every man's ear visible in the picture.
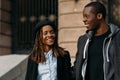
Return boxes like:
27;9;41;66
97;13;102;19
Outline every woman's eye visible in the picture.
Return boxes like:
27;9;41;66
43;31;47;35
43;30;55;35
50;31;55;34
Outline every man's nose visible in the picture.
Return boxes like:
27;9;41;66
83;18;87;23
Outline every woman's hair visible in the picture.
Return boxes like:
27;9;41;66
29;20;65;63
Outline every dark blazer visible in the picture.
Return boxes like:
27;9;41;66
25;51;71;80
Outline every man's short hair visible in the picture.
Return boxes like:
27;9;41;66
85;1;106;19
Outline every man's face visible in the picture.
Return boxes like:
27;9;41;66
83;6;100;31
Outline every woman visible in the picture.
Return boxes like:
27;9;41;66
25;20;71;80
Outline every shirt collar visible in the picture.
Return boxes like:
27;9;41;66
44;49;53;57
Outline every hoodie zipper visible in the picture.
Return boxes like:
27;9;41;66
103;38;107;80
103;37;112;80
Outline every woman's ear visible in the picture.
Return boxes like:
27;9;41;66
97;13;102;19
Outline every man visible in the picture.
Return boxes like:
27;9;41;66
73;1;120;80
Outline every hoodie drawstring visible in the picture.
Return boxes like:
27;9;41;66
106;38;112;62
83;39;90;59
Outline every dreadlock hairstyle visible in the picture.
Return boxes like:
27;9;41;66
29;20;65;63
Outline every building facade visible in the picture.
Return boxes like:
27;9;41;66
0;0;11;55
0;0;120;57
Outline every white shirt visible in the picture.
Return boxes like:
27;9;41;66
37;50;57;80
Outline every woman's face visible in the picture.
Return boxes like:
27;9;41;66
41;25;56;47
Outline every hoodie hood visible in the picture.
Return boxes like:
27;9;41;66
83;23;120;59
108;23;120;37
86;23;120;39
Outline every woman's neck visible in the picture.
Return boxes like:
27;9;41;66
44;46;52;52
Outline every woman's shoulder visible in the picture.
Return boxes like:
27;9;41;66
62;50;70;59
64;50;70;55
27;55;38;65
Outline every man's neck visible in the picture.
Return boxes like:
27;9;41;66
95;21;109;36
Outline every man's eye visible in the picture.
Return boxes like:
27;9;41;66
83;15;88;18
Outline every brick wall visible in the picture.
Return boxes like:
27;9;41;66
58;0;91;57
0;0;11;55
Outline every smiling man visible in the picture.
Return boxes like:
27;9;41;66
73;1;120;80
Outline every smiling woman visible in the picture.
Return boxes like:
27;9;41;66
25;20;72;80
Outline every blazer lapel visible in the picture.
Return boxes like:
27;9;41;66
57;56;63;80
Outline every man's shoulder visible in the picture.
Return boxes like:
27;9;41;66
76;34;88;46
78;34;87;41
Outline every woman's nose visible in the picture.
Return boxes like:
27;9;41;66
47;32;52;36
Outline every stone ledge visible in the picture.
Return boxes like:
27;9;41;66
0;54;75;80
0;54;28;80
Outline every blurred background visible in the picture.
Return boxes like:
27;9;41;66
0;0;120;80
